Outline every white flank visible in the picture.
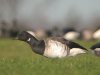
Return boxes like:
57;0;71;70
69;48;86;56
44;39;68;58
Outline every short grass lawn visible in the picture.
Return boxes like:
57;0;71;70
0;38;100;75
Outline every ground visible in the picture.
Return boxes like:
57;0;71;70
0;38;100;75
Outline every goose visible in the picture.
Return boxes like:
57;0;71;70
81;29;93;41
90;42;100;56
93;29;100;40
16;31;87;58
63;31;80;41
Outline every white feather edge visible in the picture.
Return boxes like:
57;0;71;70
26;31;40;40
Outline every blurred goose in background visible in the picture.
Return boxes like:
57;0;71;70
93;29;100;40
90;42;100;56
34;29;47;40
16;31;87;58
80;29;93;41
63;31;80;41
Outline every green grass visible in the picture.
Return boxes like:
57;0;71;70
0;38;100;75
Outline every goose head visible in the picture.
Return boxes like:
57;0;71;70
16;31;45;55
16;31;39;42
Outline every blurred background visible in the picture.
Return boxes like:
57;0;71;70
0;0;100;41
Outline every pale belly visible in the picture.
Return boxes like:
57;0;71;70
43;40;68;58
69;48;86;56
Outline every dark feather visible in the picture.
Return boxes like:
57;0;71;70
90;43;100;50
50;37;87;50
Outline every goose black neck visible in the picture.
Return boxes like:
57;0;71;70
27;38;45;55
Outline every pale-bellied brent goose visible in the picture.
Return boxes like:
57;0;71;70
16;31;87;58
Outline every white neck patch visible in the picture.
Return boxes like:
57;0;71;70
27;38;31;42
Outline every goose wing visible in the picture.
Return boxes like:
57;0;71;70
50;37;87;50
66;41;88;50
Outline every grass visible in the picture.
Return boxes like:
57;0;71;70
0;38;100;75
